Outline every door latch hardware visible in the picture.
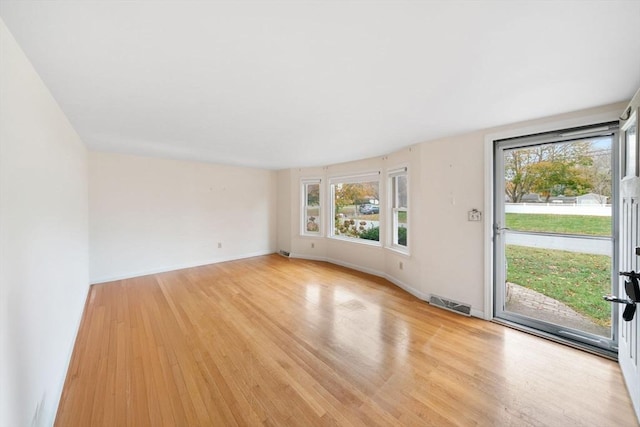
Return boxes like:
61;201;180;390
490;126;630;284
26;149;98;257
604;271;640;321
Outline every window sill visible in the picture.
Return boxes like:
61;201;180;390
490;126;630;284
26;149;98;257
300;233;322;238
328;236;382;248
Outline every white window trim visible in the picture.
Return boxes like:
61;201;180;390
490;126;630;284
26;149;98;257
301;178;322;237
388;166;407;178
387;166;409;254
328;171;382;246
328;171;380;185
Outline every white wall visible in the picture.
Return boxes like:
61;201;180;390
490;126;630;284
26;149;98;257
420;131;488;313
281;102;627;319
89;152;277;282
0;19;89;427
276;169;292;254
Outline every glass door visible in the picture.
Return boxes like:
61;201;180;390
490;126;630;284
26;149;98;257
494;124;618;354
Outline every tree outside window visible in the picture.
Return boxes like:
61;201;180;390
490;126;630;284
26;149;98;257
331;176;380;242
504;140;606;203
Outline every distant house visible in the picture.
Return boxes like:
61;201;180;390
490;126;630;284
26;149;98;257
577;193;608;205
549;195;577;204
521;193;542;203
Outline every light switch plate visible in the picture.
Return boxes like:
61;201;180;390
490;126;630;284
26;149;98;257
468;209;482;221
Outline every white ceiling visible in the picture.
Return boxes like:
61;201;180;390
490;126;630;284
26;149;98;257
1;1;639;170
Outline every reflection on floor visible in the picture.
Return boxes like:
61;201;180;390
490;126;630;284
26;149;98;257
56;256;635;426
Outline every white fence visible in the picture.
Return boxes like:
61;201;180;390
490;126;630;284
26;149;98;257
505;203;611;217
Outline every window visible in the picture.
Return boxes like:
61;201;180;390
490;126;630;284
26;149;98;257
389;168;408;250
624;110;637;178
302;179;321;235
330;173;380;243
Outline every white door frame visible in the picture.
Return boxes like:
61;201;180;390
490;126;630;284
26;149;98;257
483;107;625;321
618;89;640;420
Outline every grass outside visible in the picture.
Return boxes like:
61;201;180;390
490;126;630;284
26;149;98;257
506;213;611;236
506;245;611;326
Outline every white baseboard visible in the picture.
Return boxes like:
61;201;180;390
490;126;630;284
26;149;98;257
293;254;485;319
470;308;485;319
384;273;429;301
90;250;275;284
289;253;326;262
52;281;91;427
324;256;386;278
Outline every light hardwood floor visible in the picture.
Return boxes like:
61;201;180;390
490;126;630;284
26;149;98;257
56;255;638;426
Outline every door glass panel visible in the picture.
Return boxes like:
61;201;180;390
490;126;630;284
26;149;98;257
626;122;637;178
496;133;615;347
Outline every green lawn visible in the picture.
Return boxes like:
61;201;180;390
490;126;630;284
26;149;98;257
506;245;611;326
506;213;611;236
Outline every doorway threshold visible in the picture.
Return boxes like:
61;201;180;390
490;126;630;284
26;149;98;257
492;317;617;361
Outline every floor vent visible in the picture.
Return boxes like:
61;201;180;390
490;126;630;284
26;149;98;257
429;295;471;316
278;250;290;258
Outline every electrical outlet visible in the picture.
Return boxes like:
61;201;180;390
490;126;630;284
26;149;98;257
399;261;403;270
468;209;482;221
217;242;222;248
311;242;315;248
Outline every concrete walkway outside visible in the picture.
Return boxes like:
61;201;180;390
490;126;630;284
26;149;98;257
505;231;611;255
506;282;610;337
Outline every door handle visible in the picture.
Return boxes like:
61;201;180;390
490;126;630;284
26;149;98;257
494;224;510;235
621;271;640;280
604;294;637;322
603;271;640;321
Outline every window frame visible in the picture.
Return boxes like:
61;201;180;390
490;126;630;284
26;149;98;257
301;178;322;237
388;166;409;254
329;171;382;246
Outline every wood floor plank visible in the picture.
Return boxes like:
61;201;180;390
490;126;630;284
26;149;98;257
55;255;638;426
